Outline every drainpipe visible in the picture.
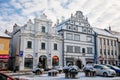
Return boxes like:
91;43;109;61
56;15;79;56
62;31;64;67
94;32;98;64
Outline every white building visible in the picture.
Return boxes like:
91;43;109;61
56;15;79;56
93;28;119;65
10;14;62;71
57;11;95;69
105;28;120;65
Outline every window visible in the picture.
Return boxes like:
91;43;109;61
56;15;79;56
27;41;32;48
73;26;78;31
74;46;80;53
87;47;92;54
66;33;73;40
111;50;113;55
87;36;92;42
99;38;102;45
82;48;85;53
103;39;105;45
41;43;45;49
100;49;102;54
67;25;72;30
115;50;117;55
0;44;4;50
104;49;106;55
42;26;45;32
111;40;113;46
107;39;109;45
114;41;116;46
67;45;73;53
108;50;110;55
82;28;87;32
74;34;80;41
54;43;57;50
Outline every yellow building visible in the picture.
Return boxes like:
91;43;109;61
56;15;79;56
0;32;10;70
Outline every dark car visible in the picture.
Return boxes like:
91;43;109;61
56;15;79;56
0;72;27;80
0;72;15;80
106;65;120;76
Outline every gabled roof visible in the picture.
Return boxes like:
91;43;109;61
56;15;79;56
93;27;115;38
0;31;11;38
108;30;120;39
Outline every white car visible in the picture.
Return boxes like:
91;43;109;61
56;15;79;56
32;67;44;75
54;66;63;73
94;64;116;77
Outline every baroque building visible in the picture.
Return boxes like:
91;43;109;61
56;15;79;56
10;14;62;71
57;11;95;69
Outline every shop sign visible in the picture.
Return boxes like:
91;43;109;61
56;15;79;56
0;55;9;59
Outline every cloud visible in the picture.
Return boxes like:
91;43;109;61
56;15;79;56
0;0;120;32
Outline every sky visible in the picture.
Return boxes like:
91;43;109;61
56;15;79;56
0;0;120;32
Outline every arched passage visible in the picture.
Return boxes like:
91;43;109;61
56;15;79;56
52;56;59;67
39;55;47;69
24;54;33;69
76;59;82;69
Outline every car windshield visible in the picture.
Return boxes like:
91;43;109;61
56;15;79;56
112;66;120;69
102;65;110;69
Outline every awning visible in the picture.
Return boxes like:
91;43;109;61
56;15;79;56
0;55;9;59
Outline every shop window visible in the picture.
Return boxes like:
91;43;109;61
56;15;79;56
24;54;33;69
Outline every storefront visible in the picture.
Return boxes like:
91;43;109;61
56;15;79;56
0;55;9;70
52;56;59;67
24;54;33;69
0;32;11;70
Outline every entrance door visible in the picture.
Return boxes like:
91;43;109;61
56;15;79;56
24;54;33;69
76;60;82;69
39;55;47;69
52;56;59;67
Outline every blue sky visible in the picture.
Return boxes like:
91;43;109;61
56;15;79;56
0;0;120;32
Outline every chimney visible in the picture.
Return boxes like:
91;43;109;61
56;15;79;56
109;26;111;31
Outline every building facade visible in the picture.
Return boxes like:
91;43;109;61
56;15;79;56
93;28;119;65
57;11;95;69
10;14;62;71
105;28;120;65
0;32;10;70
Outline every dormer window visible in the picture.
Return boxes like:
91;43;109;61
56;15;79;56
42;26;45;33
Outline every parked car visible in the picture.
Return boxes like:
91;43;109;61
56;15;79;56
106;65;120;76
32;67;44;75
0;72;15;80
54;66;63;73
94;64;116;77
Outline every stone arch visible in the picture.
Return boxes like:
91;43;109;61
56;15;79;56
39;55;47;69
76;59;82;69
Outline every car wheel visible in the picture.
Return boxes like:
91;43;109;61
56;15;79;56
103;72;108;77
36;70;41;75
